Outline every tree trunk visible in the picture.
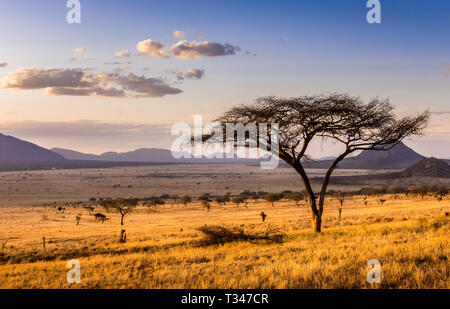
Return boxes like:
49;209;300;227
120;215;124;225
312;213;322;232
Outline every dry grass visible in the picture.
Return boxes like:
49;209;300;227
0;195;448;288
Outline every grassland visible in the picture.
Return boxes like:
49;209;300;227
0;194;448;289
0;164;404;206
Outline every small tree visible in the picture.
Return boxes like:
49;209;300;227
410;185;428;200
215;196;230;205
180;195;192;207
335;191;345;223
170;195;180;207
377;199;386;206
231;196;245;207
75;214;82;226
198;193;211;202
100;198;138;225
202;199;211;212
160;194;170;202
264;193;281;207
285;192;304;206
84;205;95;214
144;197;165;211
434;186;448;202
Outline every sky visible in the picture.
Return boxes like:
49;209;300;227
0;0;449;157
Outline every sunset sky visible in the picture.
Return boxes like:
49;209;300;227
0;0;449;157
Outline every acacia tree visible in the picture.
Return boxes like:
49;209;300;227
100;198;138;225
180;195;192;207
203;94;429;232
286;192;304;206
264;193;281;207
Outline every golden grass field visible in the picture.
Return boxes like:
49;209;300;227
0;193;448;289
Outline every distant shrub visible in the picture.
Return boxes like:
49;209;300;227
231;196;245;207
285;192;304;206
180;195;192;207
144;197;165;210
264;193;282;206
93;213;108;223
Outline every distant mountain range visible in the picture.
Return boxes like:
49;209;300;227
50;147;257;164
0;133;448;172
0;133;176;171
0;133;256;171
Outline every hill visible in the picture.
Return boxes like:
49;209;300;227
51;147;259;164
323;157;450;187
0;134;180;171
50;148;99;161
0;133;65;163
399;157;450;178
52;147;179;162
304;142;424;170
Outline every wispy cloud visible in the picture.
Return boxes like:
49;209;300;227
70;47;88;61
114;49;131;58
173;30;185;39
442;64;450;75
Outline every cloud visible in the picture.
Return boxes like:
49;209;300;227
136;39;170;58
0;120;174;153
115;49;131;58
171;40;239;59
183;68;205;79
104;61;122;65
70;47;88;61
431;111;450;115
2;68;91;89
164;68;205;80
443;64;450;75
197;33;204;39
0;61;7;67
1;67;182;98
113;66;129;73
173;30;185;39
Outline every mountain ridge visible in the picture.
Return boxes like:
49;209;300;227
0;133;446;172
303;142;425;170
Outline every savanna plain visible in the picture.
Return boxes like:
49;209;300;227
0;164;448;288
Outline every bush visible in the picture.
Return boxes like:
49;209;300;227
196;225;286;245
264;193;282;206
